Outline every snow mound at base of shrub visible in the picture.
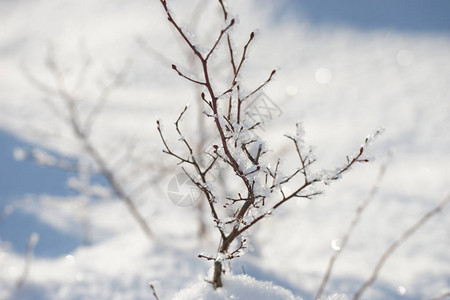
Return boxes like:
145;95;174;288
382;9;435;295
172;273;351;300
172;274;301;300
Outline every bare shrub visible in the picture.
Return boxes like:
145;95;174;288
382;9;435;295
156;0;380;289
22;47;157;240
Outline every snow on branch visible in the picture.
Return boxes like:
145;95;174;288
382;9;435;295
157;0;381;290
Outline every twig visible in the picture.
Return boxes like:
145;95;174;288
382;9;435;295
353;194;450;300
205;18;235;61
84;59;129;135
430;292;450;300
16;233;39;289
171;64;206;85
149;284;161;300
241;69;276;102
233;31;256;84
315;153;392;300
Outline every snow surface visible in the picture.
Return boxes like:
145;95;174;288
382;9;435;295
171;273;351;300
1;0;449;299
172;274;301;300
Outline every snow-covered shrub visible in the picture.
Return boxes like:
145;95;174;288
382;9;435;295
22;47;157;240
156;0;379;290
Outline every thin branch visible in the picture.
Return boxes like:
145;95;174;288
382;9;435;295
227;237;247;259
73;39;92;92
159;0;204;59
273;181;319;210
429;292;450;300
172;106;210;180
330;129;384;181
203;154;219;176
227;36;237;75
109;138;138;171
315;153;392;300
205;18;235;61
218;0;228;21
285;132;311;182
273;168;302;187
217;0;238;79
84;60;129;135
236;211;272;236
171;64;206;85
128;179;151;201
16;233;39;289
233;32;257;84
353;194;450;300
241;69;276;102
198;253;216;261
181;167;226;241
149;284;161;300
175;106;194;154
157;119;194;165
21;65;68;122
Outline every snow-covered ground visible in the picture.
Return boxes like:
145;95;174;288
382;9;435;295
1;0;449;299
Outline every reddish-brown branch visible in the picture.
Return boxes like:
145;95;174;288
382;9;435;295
206;19;235;61
233;32;256;84
241;69;276;102
171;64;206;85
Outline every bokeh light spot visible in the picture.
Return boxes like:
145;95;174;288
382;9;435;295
286;85;298;96
397;285;407;296
315;68;332;84
65;254;76;264
331;238;342;251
